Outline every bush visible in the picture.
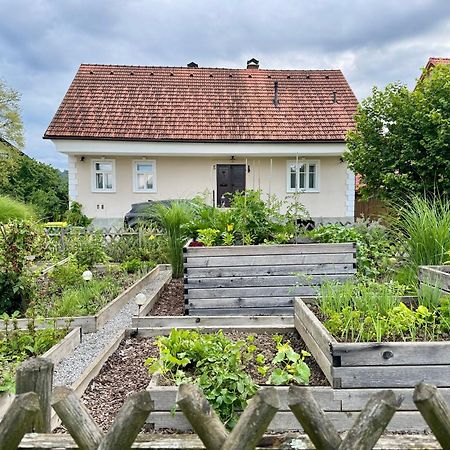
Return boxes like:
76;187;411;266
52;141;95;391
65;202;92;227
64;230;108;268
0;196;34;223
307;220;396;280
0;221;44;314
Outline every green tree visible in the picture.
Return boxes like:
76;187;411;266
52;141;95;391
345;64;450;201
0;80;68;220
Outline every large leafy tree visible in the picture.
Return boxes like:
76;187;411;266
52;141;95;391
0;79;68;220
345;64;450;201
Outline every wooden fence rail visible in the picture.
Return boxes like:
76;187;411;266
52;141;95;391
0;358;448;449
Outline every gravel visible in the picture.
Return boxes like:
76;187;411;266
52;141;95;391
53;271;168;387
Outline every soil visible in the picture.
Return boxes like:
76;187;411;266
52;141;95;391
149;279;184;316
79;331;327;431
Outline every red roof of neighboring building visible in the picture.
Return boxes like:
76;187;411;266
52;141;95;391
426;57;450;68
44;64;358;142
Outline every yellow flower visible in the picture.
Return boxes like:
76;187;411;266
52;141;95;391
149;235;155;240
227;224;234;232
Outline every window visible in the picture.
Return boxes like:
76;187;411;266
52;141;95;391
92;160;115;192
133;160;156;192
287;160;319;192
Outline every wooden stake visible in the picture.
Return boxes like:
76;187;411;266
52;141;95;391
176;383;228;450
222;387;279;450
0;392;40;450
288;385;341;450
98;390;154;450
413;382;450;448
51;386;103;450
15;357;53;433
339;390;401;450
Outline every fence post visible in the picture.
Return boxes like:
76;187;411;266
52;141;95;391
221;387;279;450
15;357;53;433
288;386;341;450
0;392;40;450
51;386;103;450
338;390;401;450
97;390;154;450
177;383;228;450
413;382;450;448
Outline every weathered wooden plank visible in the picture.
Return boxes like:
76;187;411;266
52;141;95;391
42;327;81;365
185;274;350;288
294;314;333;384
185;243;356;257
188;297;294;309
187;307;295;316
419;266;450;292
16;433;441;449
187;286;316;299
148;386;340;412
294;298;337;355
148;411;429;433
332;341;450;366
133;326;296;338
333;365;450;388
185;253;355;268
186;263;356;278
139;266;172;316
336;388;450;412
133;315;294;328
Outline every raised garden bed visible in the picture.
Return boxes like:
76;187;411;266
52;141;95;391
1;264;171;333
0;326;81;421
294;297;450;389
183;242;356;315
419;265;450;295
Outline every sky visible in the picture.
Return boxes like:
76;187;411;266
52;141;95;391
1;0;450;170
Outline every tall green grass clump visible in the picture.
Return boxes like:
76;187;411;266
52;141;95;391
392;196;450;284
0;195;34;222
155;201;193;278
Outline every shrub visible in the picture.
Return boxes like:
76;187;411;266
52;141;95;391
0;196;34;223
64;230;108;268
65;202;92;227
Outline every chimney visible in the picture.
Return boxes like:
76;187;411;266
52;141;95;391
273;81;279;107
246;58;259;69
187;62;198;68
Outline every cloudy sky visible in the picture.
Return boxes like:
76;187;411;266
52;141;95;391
1;0;449;170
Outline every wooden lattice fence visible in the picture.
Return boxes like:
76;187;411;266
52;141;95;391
0;358;449;449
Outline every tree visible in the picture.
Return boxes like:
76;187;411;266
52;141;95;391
345;64;450;201
0;80;68;220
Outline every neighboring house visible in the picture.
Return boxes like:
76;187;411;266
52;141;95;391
419;56;450;81
44;59;358;228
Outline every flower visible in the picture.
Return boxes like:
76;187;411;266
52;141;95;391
227;224;234;232
149;235;155;240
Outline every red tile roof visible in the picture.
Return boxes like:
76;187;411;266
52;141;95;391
427;57;450;68
44;64;358;142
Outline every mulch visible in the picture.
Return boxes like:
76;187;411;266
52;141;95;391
149;279;184;316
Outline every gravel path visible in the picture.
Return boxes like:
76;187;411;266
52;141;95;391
53;271;168;387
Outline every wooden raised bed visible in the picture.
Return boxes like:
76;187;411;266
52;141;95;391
294;297;450;389
0;264;171;333
0;327;81;421
419;265;450;295
183;243;356;315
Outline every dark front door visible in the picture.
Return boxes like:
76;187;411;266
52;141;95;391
216;164;246;207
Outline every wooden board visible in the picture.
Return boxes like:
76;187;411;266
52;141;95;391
42;327;81;365
186;286;317;299
188;297;294;308
133;315;294;328
187;307;295;316
185;274;350;288
185;253;355;268
333;365;450;388
332;341;450;366
185;242;355;257
186;263;356;278
419;265;450;293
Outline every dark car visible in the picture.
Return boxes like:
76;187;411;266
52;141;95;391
124;200;189;228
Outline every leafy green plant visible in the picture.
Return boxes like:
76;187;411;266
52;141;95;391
197;228;220;246
307;219;396;280
155;202;193;278
64;230;108;268
65;201;92;227
268;335;310;385
120;258;153;274
145;329;258;428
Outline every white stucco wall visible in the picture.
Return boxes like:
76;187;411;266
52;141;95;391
69;155;350;224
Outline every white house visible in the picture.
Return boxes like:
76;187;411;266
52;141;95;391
44;59;358;227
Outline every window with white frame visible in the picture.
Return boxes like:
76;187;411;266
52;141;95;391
92;160;115;192
133;160;156;192
287;160;319;192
